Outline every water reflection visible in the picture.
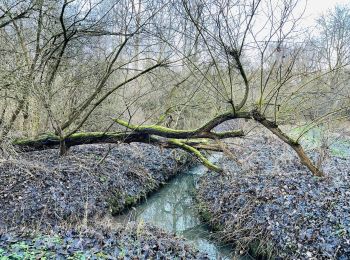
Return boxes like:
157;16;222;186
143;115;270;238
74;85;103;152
137;174;200;233
116;163;233;259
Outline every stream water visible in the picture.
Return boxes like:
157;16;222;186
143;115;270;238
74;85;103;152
116;155;234;259
114;128;350;259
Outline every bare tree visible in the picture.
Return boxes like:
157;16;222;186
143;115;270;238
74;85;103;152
0;0;169;155
5;0;349;177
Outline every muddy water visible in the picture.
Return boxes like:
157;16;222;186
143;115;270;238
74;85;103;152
116;155;235;259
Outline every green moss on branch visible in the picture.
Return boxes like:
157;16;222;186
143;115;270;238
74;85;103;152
114;118;244;139
168;139;223;173
13;132;149;152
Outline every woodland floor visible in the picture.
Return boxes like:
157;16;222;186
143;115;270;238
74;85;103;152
0;143;207;259
0;222;207;259
196;127;350;259
0;223;207;260
1;126;350;259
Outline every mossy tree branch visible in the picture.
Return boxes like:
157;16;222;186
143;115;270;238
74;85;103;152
113;117;246;173
13;132;224;153
13;132;149;152
114;108;324;177
168;139;223;173
13;108;324;176
249;109;324;177
114;118;244;139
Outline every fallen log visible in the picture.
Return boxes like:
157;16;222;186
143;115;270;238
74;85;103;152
13;132;224;153
13;132;149;152
12;109;324;176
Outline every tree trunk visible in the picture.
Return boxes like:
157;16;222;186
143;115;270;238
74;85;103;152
250;109;325;177
292;144;324;177
59;139;67;156
12;110;325;177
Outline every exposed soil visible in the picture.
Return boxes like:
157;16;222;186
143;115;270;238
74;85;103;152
196;128;350;259
0;143;192;230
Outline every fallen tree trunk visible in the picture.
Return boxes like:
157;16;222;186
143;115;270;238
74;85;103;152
13;132;224;153
13;132;149;152
113;110;324;177
12;109;324;177
114;118;244;139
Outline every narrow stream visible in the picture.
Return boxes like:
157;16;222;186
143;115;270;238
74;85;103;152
116;155;234;259
115;128;350;259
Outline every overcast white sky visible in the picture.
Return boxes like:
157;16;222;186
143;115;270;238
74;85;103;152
303;0;350;26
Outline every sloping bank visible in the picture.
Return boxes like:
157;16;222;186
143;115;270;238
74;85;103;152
0;143;208;258
0;223;206;259
196;132;350;259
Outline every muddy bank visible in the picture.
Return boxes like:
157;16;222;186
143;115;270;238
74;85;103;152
196;131;350;259
0;143;192;230
0;221;207;259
